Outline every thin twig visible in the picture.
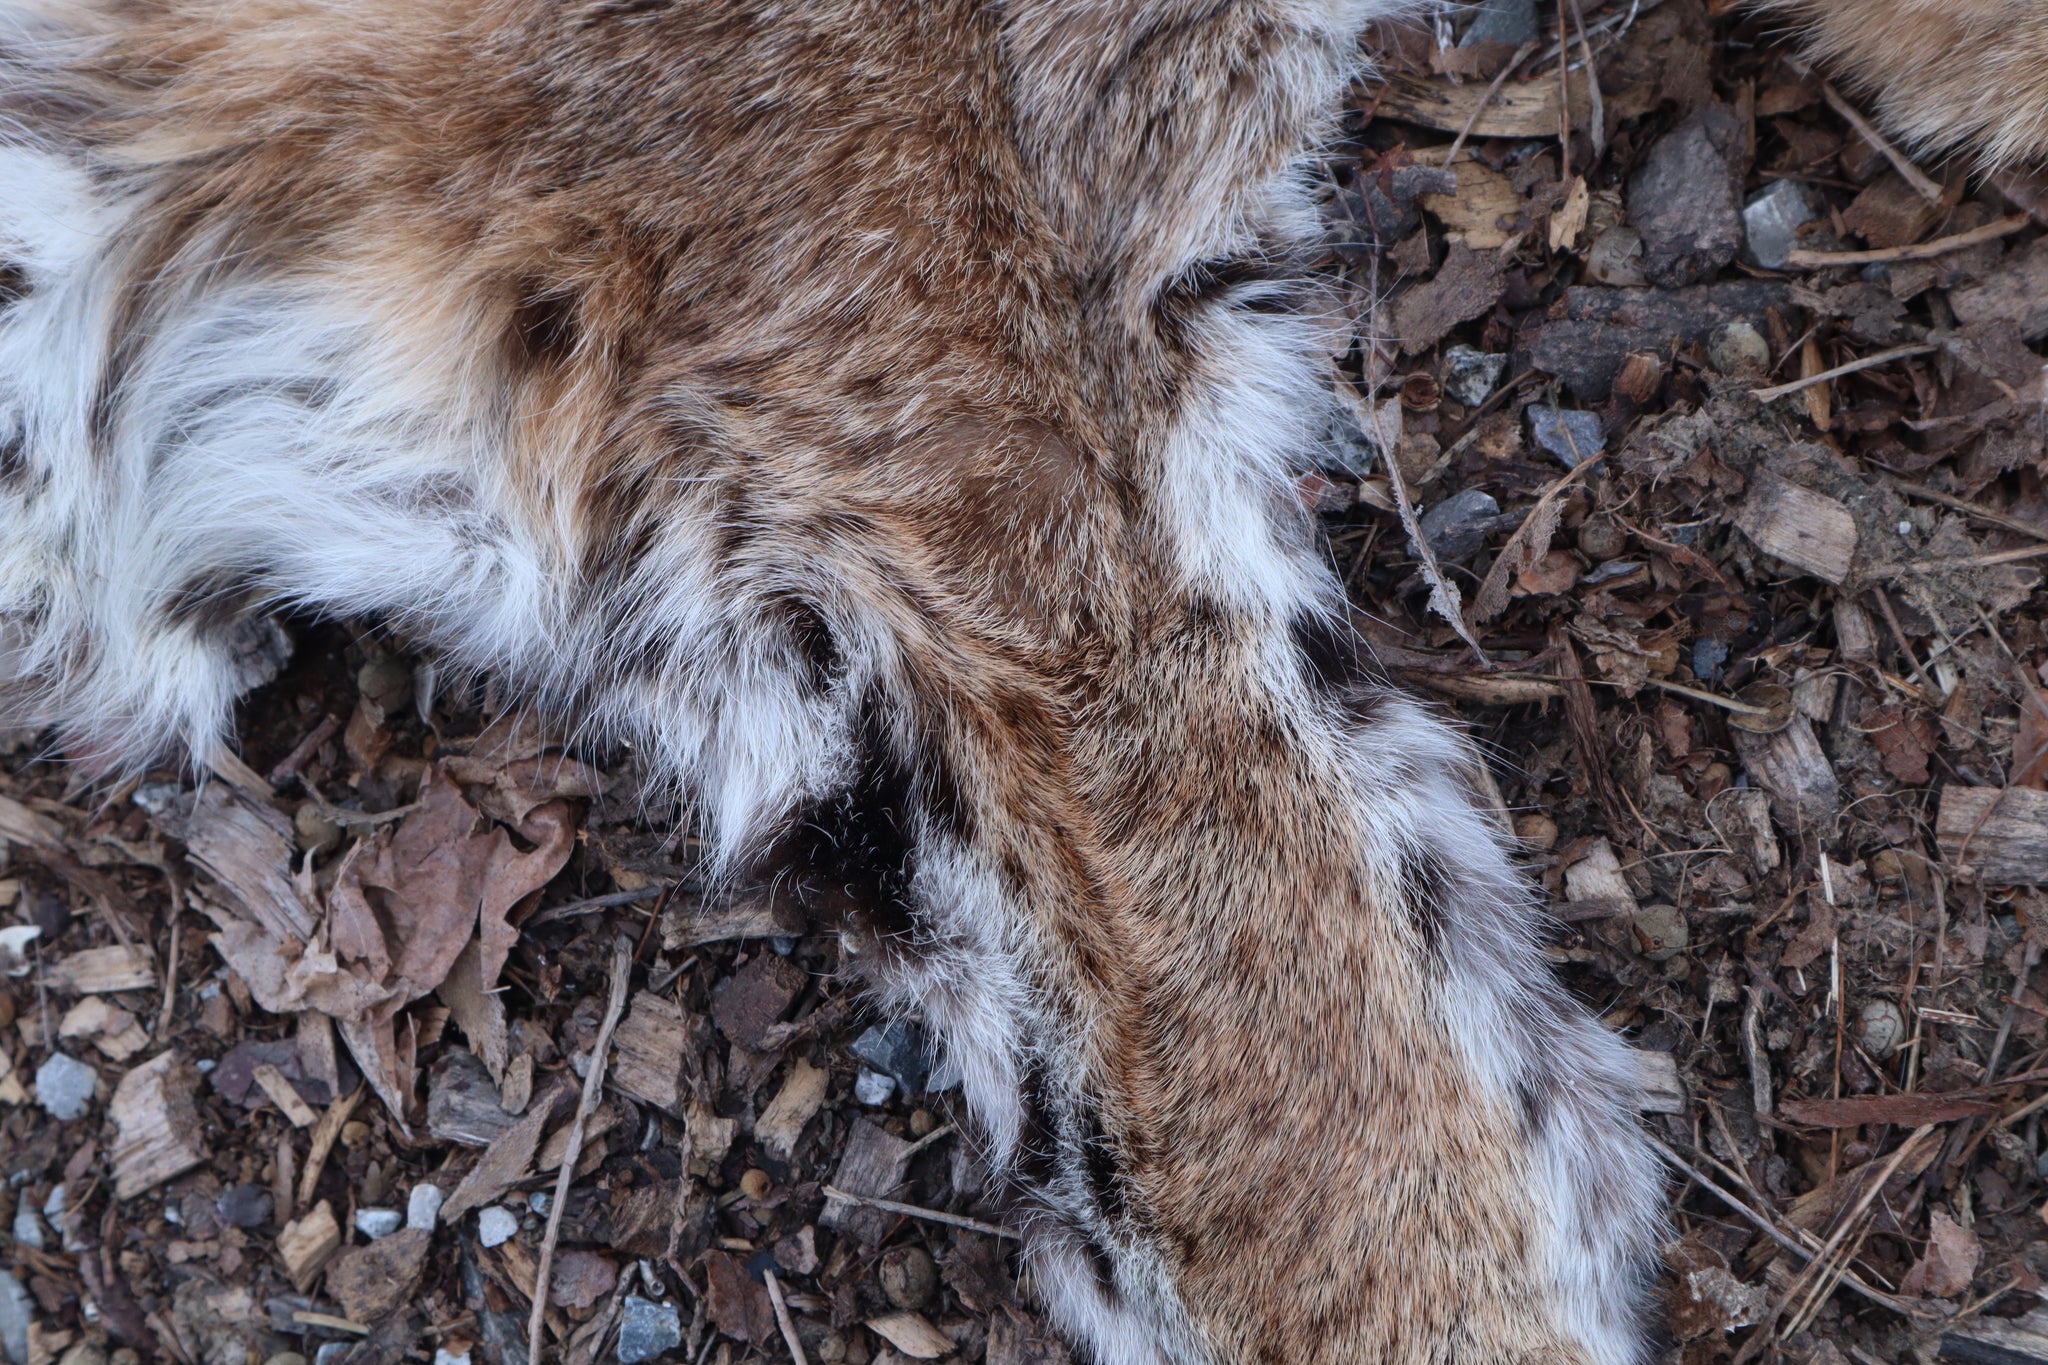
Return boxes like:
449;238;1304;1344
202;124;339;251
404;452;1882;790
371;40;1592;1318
1567;0;1603;159
821;1187;1020;1240
763;1270;809;1365
1788;214;2030;268
1816;78;1946;204
1751;344;1938;402
528;937;634;1365
1554;0;1571;178
1874;543;2048;576
1885;477;2048;544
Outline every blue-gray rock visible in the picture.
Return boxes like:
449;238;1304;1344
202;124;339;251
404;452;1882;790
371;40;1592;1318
1742;180;1816;271
1528;406;1605;468
407;1183;444;1231
853;1068;896;1107
1693;639;1730;684
849;1020;930;1094
1462;0;1538;46
617;1296;682;1365
354;1208;403;1240
1628;104;1745;287
1417;489;1501;562
35;1052;96;1122
1442;346;1508;408
218;1184;274;1230
10;1208;42;1252
476;1206;519;1248
0;1269;31;1365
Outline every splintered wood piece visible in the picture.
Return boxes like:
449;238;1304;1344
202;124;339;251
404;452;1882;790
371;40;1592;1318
48;945;156;994
109;1050;208;1199
864;1313;957;1360
756;1058;829;1162
179;784;319;942
1938;787;2048;885
608;992;690;1116
1732;714;1841;830
1633;1049;1686;1116
660;892;803;951
252;1062;319;1127
297;1086;365;1212
278;1200;343;1291
1373;70;1593;140
1732;468;1858;584
1562;838;1637;916
821;1119;914;1240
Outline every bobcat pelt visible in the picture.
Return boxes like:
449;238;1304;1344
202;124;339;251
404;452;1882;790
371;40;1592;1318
0;2;1667;1360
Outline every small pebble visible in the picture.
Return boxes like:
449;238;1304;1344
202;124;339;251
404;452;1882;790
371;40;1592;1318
878;1245;938;1311
407;1183;444;1231
1575;518;1626;561
1416;488;1500;562
313;1346;350;1365
528;1192;551;1216
1631;905;1689;962
1513;813;1559;852
1856;1000;1907;1060
10;1208;42;1252
354;1208;403;1240
616;1296;682;1365
1741;178;1816;270
1527;405;1605;468
35;1052;96;1122
1707;322;1772;376
738;1169;771;1201
853;1068;896;1106
356;655;413;715
1440;345;1508;408
1692;639;1730;685
432;1351;471;1365
476;1206;519;1248
0;1270;32;1365
850;1020;932;1094
217;1184;274;1230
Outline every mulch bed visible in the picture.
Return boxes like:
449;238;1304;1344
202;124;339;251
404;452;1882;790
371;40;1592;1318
3;3;2046;1364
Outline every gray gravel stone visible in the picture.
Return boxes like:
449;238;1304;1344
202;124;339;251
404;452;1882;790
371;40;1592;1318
354;1208;403;1240
1528;406;1605;467
849;1021;930;1094
1442;346;1508;407
407;1184;444;1231
1742;179;1817;270
476;1206;519;1248
617;1296;682;1365
1418;488;1501;562
0;1269;31;1365
35;1052;96;1122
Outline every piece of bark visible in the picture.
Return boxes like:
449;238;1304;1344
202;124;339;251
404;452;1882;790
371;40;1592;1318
1952;236;2048;340
821;1119;915;1245
865;1312;956;1360
1627;102;1745;287
1391;243;1506;354
277;1200;343;1292
1517;281;1795;401
1778;1093;1998;1129
702;1250;777;1349
1733;468;1859;584
47;945;156;995
1563;839;1638;917
326;1226;432;1322
176;784;318;942
1842;173;1943;249
427;1048;520;1148
110;1050;209;1198
441;1083;570;1223
609;992;691;1116
1731;714;1839;830
1373;68;1592;140
1938;787;2048;884
659;892;804;951
709;953;806;1052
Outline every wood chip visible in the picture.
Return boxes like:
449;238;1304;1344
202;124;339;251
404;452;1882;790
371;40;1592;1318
864;1312;956;1360
1778;1093;1998;1129
277;1199;343;1292
820;1119;914;1241
1374;69;1592;140
1563;838;1637;916
297;1086;365;1211
109;1051;208;1199
441;1083;569;1224
609;991;691;1115
1938;787;2048;884
48;945;155;995
251;1062;320;1128
1420;158;1521;249
1731;714;1840;830
756;1058;829;1163
1634;1049;1686;1115
1732;468;1858;584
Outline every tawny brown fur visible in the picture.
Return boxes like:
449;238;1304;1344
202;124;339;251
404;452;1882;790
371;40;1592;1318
0;2;1669;1359
1762;0;2048;167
